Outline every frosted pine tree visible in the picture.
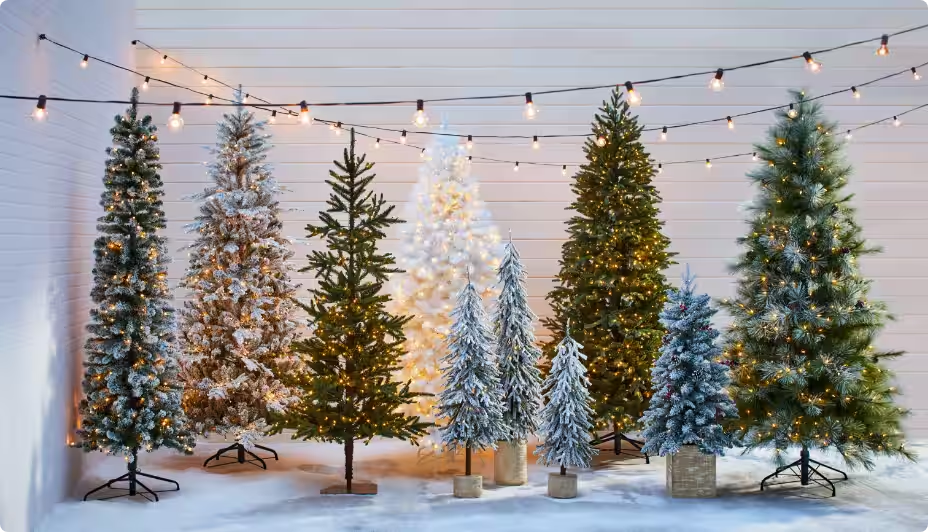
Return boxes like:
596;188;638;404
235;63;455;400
179;91;299;458
640;267;737;457
78;90;194;482
391;130;503;434
437;277;506;476
536;324;597;475
495;235;543;441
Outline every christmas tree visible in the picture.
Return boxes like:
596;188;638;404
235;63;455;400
179;92;299;466
495;236;543;442
77;90;194;499
272;130;428;494
535;324;597;475
437;276;505;476
640;267;737;457
543;87;673;438
722;91;914;483
390;131;503;434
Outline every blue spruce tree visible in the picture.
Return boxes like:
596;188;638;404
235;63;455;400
640;267;737;456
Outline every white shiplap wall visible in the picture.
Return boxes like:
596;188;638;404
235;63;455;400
0;1;134;531
135;0;928;437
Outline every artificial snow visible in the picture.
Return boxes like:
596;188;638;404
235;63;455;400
39;439;928;531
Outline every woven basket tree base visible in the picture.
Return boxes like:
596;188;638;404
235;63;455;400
667;445;716;498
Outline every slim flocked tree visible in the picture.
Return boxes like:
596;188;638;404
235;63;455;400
536;324;597;476
544;87;673;444
78;90;194;500
722;92;914;494
272;130;428;494
437;277;505;477
640;267;737;457
180;93;299;467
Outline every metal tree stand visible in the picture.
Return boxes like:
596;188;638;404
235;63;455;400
83;450;179;502
203;442;279;470
760;446;848;497
592;424;650;464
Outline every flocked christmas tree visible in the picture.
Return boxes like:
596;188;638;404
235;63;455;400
390;130;503;435
722;92;914;492
495;235;543;443
640;267;737;457
272;130;428;494
544;87;673;443
179;92;299;467
535;323;597;476
437;275;505;477
78;90;194;500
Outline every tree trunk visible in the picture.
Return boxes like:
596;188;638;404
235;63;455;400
465;446;472;476
345;438;354;493
560;465;566;476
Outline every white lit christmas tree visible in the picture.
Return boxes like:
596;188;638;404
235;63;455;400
536;323;597;475
437;276;506;476
390;129;503;437
495;235;543;442
179;92;299;455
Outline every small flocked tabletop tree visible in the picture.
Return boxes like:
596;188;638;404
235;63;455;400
722;92;915;496
78;89;195;502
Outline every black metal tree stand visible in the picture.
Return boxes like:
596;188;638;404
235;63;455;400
83;450;180;502
202;441;279;470
760;446;848;497
591;424;650;464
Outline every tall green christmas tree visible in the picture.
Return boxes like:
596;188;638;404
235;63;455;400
543;87;673;444
78;90;194;501
271;130;429;494
723;92;914;493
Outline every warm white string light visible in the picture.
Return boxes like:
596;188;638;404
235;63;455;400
705;158;712;169
851;86;861;99
299;100;312;125
205;94;213;105
787;103;798;118
727;116;734;129
532;135;540;150
160;54;167;64
466;135;474;151
32;95;47;121
803;51;822;73
523;92;538;120
596;135;607;147
624;81;641;106
913;67;922;81
660;126;668;141
877;34;890;56
167;102;183;131
420;148;426;158
80;54;89;69
412;99;429;128
657;163;663;174
141;76;150;91
845;129;853;141
400;130;407;144
332;121;343;136
752;152;758;161
269;110;277;124
374;138;381;149
894;115;901;127
201;75;208;84
513;161;520;172
710;68;724;92
562;165;567;176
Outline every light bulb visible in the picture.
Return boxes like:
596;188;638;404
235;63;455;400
243;93;249;104
657;163;662;174
727;116;734;129
787;104;798;118
513;161;520;172
299;100;312;125
851;86;860;99
400;130;407;144
562;165;567;176
803;51;821;73
913;67;922;81
141;76;150;91
624;81;641;106
334;122;342;136
876;34;889;56
161;54;167;65
523;92;538;120
466;135;473;151
374;138;380;149
660;126;667;141
532;135;540;150
32;95;47;121
167;102;184;131
202;75;208;84
709;68;724;92
80;55;89;69
596;135;607;147
705;159;712;169
420;148;426;158
752;152;758;161
205;94;213;105
269;111;277;124
412;99;429;128
893;116;901;127
845;130;853;141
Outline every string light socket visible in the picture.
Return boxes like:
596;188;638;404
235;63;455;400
787;103;798;118
80;54;89;68
33;95;47;121
167;102;184;131
660;126;668;141
851;86;860;99
141;76;150;91
523;92;538;120
624;81;641;106
299;100;312;125
710;68;724;91
400;130;407;144
412;99;429;127
532;135;540;150
803;51;822;73
466;135;473;151
877;34;889;56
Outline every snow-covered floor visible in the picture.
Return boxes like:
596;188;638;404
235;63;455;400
39;440;928;532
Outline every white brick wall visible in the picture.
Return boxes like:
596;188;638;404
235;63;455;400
134;0;928;439
0;1;133;531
